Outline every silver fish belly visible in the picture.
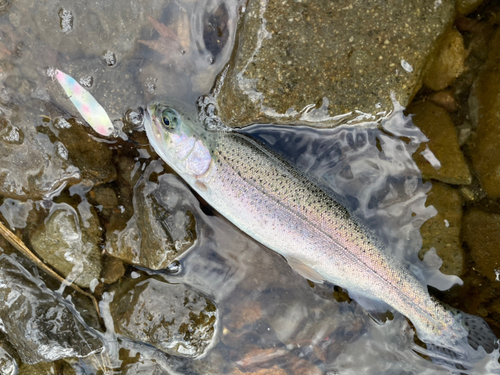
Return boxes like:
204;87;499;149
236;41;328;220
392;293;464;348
144;102;467;351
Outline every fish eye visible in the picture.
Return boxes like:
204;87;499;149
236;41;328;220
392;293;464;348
159;108;180;130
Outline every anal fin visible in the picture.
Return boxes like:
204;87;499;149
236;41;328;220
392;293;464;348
287;256;325;284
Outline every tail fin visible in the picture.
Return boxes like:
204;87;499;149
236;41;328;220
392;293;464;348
417;312;500;374
462;313;497;354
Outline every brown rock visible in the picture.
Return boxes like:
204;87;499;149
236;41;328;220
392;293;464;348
408;101;471;185
91;185;119;209
424;28;466;91
456;0;484;15
19;362;60;375
462;209;500;283
101;255;126;284
208;0;455;128
30;203;103;288
109;276;218;358
469;28;500;199
106;166;197;270
226;300;262;331
419;182;465;276
429;90;457;112
56;121;117;186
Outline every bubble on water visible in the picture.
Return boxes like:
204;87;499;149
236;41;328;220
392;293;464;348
55;141;69;160
46;66;57;79
166;260;181;274
79;75;94;88
55;117;71;129
1;124;22;144
125;108;144;128
59;8;74;33
146;82;156;93
103;51;117;67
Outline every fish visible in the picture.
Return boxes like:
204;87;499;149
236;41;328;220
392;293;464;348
144;100;500;373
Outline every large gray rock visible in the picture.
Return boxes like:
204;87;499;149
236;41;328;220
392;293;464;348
109;275;218;358
0;255;102;364
106;162;197;270
206;0;455;128
30;203;103;288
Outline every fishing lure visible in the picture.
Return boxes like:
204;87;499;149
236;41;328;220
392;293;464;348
54;69;114;137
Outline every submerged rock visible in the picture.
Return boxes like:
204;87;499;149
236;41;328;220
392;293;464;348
18;362;58;375
54;119;117;186
408;101;471;185
419;182;465;276
456;0;484;15
106;163;197;270
101;256;126;285
0;255;102;364
30;203;103;288
468;28;500;199
0;104;80;201
208;0;454;127
109;275;218;358
423;28;466;92
0;345;18;375
462;210;500;283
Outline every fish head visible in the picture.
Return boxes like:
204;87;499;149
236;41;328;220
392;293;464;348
145;100;206;173
146;102;184;143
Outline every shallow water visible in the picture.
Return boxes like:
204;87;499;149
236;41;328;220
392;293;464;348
0;0;498;374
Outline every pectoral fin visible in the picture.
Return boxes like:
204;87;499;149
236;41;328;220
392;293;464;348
287;256;325;284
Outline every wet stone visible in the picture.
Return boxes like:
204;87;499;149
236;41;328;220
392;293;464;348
0;104;80;201
408;101;472;185
419;182;465;276
101;256;126;285
54;119;117;186
211;0;454;127
30;203;103;288
0;255;102;364
18;362;58;375
462;210;500;283
468;28;500;199
106;163;197;270
429;90;457;112
91;185;119;209
456;0;485;15
109;276;218;358
423;28;466;92
0;345;18;375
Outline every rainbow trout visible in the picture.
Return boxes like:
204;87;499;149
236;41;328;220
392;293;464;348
144;101;499;373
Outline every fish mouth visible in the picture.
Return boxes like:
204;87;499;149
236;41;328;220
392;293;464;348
144;103;163;142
